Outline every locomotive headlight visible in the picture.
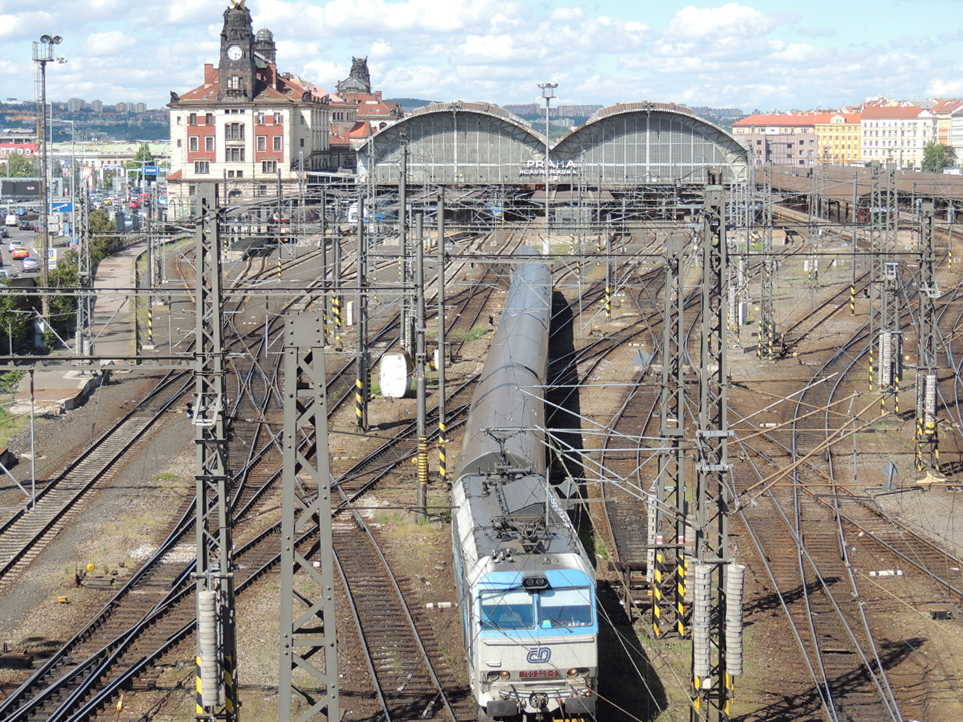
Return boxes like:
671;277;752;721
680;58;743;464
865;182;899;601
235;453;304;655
567;667;589;677
487;671;510;681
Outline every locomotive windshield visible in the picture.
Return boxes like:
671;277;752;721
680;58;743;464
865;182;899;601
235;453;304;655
538;587;594;628
480;587;594;631
480;589;536;630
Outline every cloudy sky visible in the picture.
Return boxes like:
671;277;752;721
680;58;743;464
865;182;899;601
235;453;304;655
1;0;962;112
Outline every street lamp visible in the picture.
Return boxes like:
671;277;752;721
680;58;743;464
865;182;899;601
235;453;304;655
538;82;557;256
33;34;65;333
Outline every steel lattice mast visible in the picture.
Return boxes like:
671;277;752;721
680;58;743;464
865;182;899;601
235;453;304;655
193;183;238;721
692;179;740;721
279;312;339;721
75;194;94;357
651;232;688;638
758;162;775;359
915;202;940;471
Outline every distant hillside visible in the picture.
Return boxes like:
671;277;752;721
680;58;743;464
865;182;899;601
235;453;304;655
387;98;437;113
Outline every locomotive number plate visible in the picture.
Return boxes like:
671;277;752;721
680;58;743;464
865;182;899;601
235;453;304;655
519;670;560;678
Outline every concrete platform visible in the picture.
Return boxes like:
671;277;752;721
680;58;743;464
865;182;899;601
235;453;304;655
9;246;140;416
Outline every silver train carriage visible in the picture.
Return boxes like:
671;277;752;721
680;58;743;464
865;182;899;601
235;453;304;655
451;247;597;720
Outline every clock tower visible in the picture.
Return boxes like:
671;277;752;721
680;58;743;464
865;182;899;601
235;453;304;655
218;0;256;102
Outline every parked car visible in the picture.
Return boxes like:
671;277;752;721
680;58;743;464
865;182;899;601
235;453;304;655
18;221;30;231
12;247;29;260
8;239;23;253
20;256;38;271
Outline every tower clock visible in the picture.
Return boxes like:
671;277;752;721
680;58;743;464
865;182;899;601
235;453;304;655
218;1;255;101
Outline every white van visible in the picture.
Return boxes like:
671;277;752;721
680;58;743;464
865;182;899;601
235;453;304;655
4;215;16;227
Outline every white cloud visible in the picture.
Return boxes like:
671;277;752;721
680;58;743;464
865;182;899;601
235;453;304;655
83;31;137;56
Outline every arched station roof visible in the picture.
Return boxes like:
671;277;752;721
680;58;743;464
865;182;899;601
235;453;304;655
553;102;749;184
358;100;748;186
359;101;545;185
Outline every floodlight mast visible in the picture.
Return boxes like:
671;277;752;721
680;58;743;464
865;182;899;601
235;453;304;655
33;34;65;334
538;82;558;256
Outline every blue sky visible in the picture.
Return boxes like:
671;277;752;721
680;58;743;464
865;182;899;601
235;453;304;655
1;0;962;111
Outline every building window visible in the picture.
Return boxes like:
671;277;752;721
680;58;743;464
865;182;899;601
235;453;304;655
226;147;245;162
176;116;181;125
189;113;197;125
228;75;241;90
257;135;266;152
262;160;277;173
205;136;214;152
226;122;245;140
273;113;282;124
299;138;304;147
300;115;306;125
205;113;213;125
257;112;265;124
176;139;182;148
188;185;196;196
189;136;198;152
258;184;268;195
236;170;243;177
194;161;210;174
227;170;244;178
273;136;282;152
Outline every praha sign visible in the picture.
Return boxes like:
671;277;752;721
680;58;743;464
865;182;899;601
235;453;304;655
519;159;581;177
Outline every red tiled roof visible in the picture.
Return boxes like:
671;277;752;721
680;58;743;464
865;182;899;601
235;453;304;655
167;170;182;181
733;114;816;127
861;105;924;119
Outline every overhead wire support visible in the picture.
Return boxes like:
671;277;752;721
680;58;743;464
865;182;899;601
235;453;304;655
915;202;940;472
692;177;739;722
279;312;339;722
192;183;238;722
651;231;687;640
758;162;775;360
355;195;369;432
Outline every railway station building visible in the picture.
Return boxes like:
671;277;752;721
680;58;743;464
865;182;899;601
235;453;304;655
169;2;750;226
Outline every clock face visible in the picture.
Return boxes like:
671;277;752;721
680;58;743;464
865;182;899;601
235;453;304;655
227;44;243;61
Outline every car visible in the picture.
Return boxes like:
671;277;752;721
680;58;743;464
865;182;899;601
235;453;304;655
8;239;23;253
0;269;15;280
1;227;7;238
12;247;29;260
20;257;38;271
18;221;30;231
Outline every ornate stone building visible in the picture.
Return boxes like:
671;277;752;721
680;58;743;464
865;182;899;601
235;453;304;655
166;1;333;213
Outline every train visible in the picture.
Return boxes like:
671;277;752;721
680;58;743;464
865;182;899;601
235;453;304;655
451;247;598;720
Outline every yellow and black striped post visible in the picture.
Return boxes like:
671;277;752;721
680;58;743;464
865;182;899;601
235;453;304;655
332;295;342;339
417;436;429;522
894;373;899;416
605;285;611;318
355;377;366;431
676;554;687;636
277;254;282;281
438;422;447;485
147;304;153;346
850;283;856;315
195;657;203;715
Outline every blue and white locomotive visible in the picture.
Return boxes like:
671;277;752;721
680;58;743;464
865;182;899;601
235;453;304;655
451;247;598;720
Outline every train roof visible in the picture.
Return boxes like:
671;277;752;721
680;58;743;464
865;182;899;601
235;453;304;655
458;468;580;559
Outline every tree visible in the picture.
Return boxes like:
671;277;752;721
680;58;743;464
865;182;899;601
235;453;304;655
125;143;155;187
2;153;36;177
922;142;957;173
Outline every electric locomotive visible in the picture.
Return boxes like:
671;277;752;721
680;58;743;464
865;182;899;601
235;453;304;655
451;247;597;720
